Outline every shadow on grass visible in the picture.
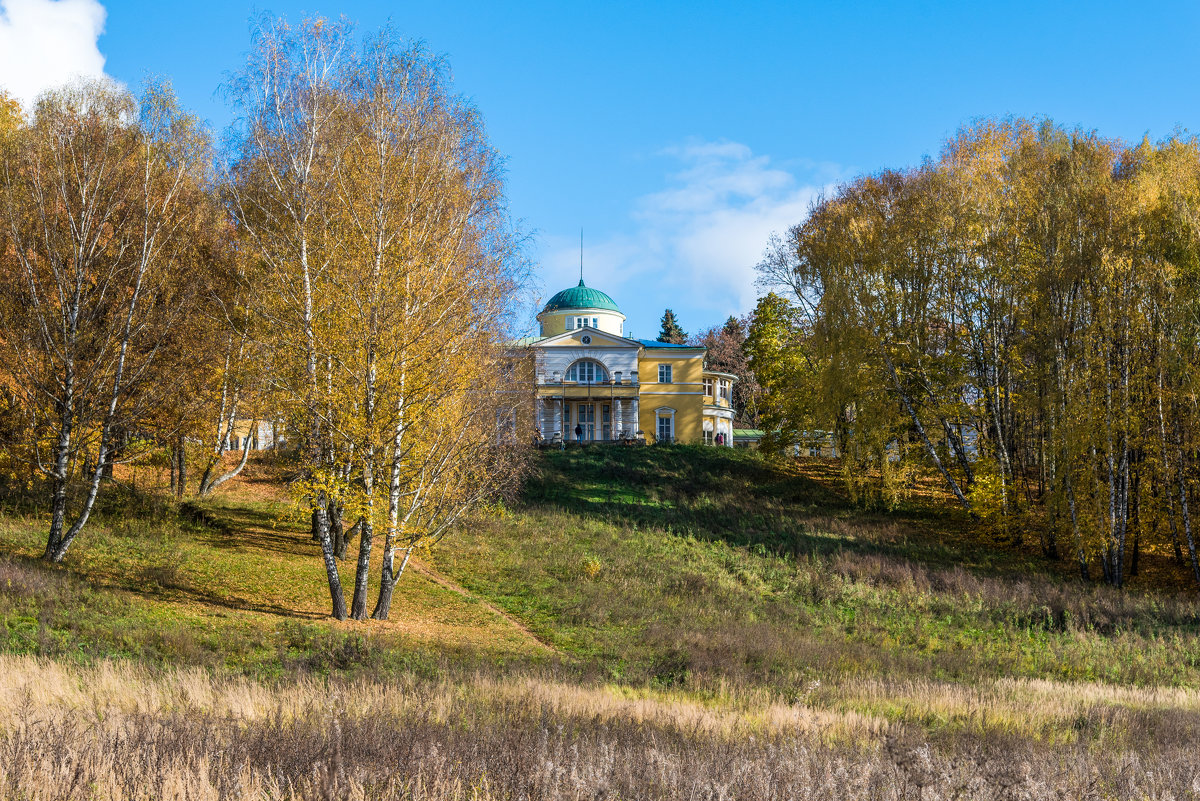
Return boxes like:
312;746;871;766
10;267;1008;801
132;570;328;620
184;499;317;559
522;444;1031;576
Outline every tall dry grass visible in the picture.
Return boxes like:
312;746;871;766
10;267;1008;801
3;655;1200;800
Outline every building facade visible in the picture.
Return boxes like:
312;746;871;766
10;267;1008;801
521;279;735;445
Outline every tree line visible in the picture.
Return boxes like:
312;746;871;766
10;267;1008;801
0;17;531;620
751;118;1200;589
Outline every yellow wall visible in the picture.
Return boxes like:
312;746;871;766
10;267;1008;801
637;349;705;443
538;309;626;337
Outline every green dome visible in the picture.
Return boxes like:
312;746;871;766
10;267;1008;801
541;279;621;314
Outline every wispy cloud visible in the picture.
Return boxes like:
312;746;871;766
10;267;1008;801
539;139;838;331
0;0;108;108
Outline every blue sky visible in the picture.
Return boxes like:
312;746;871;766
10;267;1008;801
4;1;1200;337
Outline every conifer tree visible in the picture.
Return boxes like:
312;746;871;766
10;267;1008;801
657;309;687;344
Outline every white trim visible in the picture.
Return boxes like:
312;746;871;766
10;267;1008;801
536;306;627;321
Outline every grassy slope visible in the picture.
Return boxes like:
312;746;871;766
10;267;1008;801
6;447;1200;797
0;461;546;676
2;445;1199;714
433;445;1200;688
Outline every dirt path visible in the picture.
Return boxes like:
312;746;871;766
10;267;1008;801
407;557;559;655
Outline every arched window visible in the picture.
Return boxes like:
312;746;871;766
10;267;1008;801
565;359;609;384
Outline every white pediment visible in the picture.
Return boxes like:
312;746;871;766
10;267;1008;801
533;329;641;350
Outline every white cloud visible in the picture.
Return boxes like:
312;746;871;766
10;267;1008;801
0;0;108;108
540;139;838;331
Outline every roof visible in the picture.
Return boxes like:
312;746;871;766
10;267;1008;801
541;279;621;314
733;429;765;438
637;339;703;350
510;336;546;347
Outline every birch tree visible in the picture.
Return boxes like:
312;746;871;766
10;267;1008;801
0;79;211;562
225;16;354;618
227;19;532;619
757;118;1200;588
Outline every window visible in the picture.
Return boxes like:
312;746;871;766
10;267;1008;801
566;359;608;383
657;414;673;442
573;316;596;330
566;317;574;330
658;364;672;383
719;379;731;403
703;377;713;397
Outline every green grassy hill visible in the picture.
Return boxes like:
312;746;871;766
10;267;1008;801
435;446;1200;688
3;445;1200;798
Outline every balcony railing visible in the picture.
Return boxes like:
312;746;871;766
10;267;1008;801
537;373;639;386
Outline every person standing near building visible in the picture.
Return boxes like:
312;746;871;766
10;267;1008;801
575;423;584;444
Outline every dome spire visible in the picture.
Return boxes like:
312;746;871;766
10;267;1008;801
579;227;585;285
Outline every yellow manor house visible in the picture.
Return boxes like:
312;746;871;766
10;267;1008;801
517;278;736;446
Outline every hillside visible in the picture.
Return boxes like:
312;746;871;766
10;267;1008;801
2;446;1200;798
437;446;1200;688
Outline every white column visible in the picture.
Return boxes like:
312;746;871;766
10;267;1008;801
615;398;623;437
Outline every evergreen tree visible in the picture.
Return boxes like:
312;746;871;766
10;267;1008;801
657;309;687;344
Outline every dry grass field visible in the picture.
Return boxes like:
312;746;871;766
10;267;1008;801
3;653;1200;799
